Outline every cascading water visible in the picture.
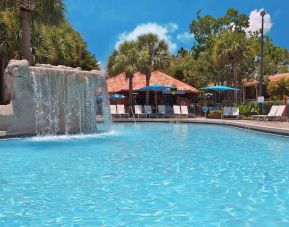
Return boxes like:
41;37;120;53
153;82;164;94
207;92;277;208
30;65;111;136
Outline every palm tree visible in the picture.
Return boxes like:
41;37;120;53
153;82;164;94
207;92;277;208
1;0;65;64
212;31;255;102
17;0;36;63
136;33;170;105
108;41;139;107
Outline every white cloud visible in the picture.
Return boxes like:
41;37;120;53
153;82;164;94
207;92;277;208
176;32;195;43
246;9;272;35
115;22;178;53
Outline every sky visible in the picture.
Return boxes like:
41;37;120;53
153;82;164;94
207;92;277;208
65;0;289;66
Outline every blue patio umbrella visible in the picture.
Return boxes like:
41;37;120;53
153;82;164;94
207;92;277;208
200;85;239;92
110;93;127;100
200;85;239;104
137;84;173;91
137;84;174;106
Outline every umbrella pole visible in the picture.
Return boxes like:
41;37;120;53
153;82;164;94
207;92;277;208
154;91;158;108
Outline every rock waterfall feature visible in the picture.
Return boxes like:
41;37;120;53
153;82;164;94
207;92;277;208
0;60;111;136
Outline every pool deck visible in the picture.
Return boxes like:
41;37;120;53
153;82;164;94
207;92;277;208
113;117;289;136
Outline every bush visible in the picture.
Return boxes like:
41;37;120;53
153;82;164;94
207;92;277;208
267;78;289;100
208;110;224;119
234;100;283;116
234;103;258;116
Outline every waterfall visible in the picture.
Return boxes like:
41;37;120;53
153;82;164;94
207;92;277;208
30;65;111;136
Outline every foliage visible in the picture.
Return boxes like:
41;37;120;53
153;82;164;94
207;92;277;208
107;33;171;105
0;1;99;70
208;110;223;119
267;78;289;100
233;103;258;116
107;41;140;106
168;7;289;98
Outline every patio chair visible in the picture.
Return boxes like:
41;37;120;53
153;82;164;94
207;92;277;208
110;105;117;117
180;105;189;118
157;105;171;118
134;105;144;118
116;104;129;118
173;105;181;118
273;105;286;120
252;105;278;121
144;105;153;118
231;107;240;119
221;107;239;119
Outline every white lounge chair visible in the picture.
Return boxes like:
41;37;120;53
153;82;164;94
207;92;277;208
144;105;153;118
180;106;189;118
252;105;278;121
134;105;144;118
173;105;181;118
117;104;129;118
110;105;117;117
221;107;239;119
158;105;170;118
273;105;286;120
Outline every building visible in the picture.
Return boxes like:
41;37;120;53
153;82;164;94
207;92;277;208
106;70;199;106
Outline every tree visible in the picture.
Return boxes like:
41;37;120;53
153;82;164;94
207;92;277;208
190;8;249;57
267;78;289;100
107;41;139;107
211;31;256;101
0;1;99;104
1;0;65;64
136;33;170;105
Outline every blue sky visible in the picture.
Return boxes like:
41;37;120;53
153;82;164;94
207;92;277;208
65;0;289;65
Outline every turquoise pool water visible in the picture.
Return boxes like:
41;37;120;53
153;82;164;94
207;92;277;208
1;123;289;226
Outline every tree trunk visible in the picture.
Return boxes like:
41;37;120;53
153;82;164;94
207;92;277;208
128;76;133;107
232;62;238;103
145;73;150;105
21;9;31;64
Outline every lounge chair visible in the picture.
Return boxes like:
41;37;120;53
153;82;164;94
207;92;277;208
221;107;239;119
116;104;129;118
252;105;278;121
134;105;144;118
157;105;171;118
173;105;181;118
110;105;117;117
273;105;286;120
144;105;153;118
180;106;189;118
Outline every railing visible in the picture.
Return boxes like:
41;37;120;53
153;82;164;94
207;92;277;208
129;106;136;124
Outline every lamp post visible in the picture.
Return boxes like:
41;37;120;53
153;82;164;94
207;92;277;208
259;10;266;96
258;10;266;114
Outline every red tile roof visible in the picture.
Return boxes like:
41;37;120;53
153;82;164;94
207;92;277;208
268;73;289;82
243;79;259;87
106;71;199;93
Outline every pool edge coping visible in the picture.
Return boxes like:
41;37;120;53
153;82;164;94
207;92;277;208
1;118;289;139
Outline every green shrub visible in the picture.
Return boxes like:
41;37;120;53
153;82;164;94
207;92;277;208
234;100;283;116
234;103;258;116
208;110;224;119
267;78;289;100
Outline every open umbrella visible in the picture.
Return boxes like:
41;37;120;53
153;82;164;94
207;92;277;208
200;85;239;104
110;93;127;100
200;85;239;92
137;84;173;106
137;84;173;91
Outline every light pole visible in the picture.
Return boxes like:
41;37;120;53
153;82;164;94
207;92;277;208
259;10;266;96
258;10;266;114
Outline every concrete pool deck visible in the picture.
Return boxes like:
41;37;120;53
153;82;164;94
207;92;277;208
113;117;289;136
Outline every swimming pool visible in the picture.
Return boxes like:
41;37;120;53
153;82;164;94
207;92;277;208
1;123;289;226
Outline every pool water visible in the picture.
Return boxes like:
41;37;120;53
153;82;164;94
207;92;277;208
1;123;289;226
